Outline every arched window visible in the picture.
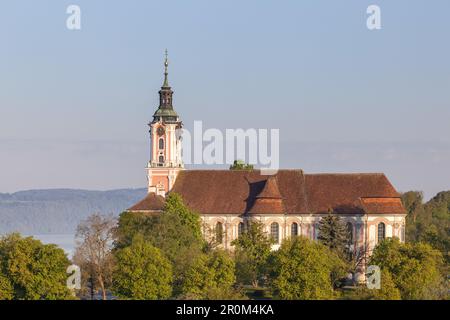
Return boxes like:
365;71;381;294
378;223;386;243
238;222;245;238
291;222;298;237
159;138;164;150
215;222;223;244
346;222;353;243
270;222;279;244
158;155;164;164
314;223;319;240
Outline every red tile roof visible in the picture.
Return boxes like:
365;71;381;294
128;192;165;211
304;173;400;214
248;176;285;214
129;170;404;215
360;197;405;214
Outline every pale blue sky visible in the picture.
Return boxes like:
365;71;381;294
1;0;449;199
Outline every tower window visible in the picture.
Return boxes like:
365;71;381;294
215;222;223;244
270;222;279;244
291;222;298;237
377;222;386;243
159;138;164;150
159;155;164;164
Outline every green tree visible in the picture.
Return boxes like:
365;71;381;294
0;272;14;300
229;160;254;171
317;211;350;258
114;193;205;297
181;250;236;299
349;269;401;300
163;193;203;241
232;221;274;287
270;236;347;300
402;190;450;266
423;191;450;265
401;191;429;242
112;235;172;300
115;211;157;249
0;233;72;300
149;196;204;295
402;191;426;224
369;238;447;299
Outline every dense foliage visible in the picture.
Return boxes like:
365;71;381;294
270;237;347;299
229;160;254;171
369;238;447;299
402;191;450;265
112;235;172;300
115;193;214;298
349;269;401;300
317;211;351;258
0;233;72;300
1;189;449;300
180;250;237;299
231;221;274;288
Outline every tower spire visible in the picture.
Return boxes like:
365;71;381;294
153;49;178;122
163;49;169;87
147;50;184;195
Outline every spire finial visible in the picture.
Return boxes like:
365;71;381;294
163;49;169;87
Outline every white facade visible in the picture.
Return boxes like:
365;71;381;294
201;213;406;259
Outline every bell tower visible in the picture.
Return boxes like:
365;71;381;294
147;50;183;196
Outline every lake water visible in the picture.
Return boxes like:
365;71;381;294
30;234;76;258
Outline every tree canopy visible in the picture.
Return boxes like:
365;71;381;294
317;211;351;259
112;235;173;300
0;233;72;300
349;269;401;300
229;160;254;171
270;236;347;300
402;191;449;265
369;238;447;299
0;272;14;300
181;249;237;299
232;221;274;288
115;193;205;298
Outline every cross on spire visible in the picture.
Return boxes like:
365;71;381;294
163;49;169;87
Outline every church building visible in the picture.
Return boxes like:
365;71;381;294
128;54;406;260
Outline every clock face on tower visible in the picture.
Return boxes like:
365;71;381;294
157;127;165;136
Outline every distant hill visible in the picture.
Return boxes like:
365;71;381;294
0;188;147;235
